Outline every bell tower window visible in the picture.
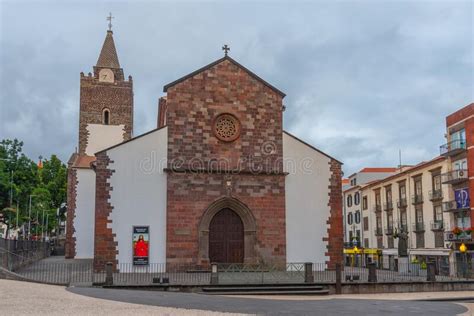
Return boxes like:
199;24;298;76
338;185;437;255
103;108;110;125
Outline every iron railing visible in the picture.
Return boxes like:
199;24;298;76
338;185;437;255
384;226;394;235
411;194;423;204
383;201;393;211
413;222;425;232
373;204;382;213
397;198;408;208
430;220;444;231
441;170;468;184
429;189;443;201
440;139;466;156
442;200;469;213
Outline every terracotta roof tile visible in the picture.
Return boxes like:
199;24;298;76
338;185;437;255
71;155;96;169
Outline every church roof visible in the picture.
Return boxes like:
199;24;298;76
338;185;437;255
163;55;286;97
96;30;121;69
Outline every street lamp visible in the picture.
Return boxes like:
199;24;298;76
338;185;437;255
460;243;467;278
28;195;36;240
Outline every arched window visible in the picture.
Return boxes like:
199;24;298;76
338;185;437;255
103;108;110;125
347;213;353;225
355;211;361;224
354;192;360;205
347;195;352;207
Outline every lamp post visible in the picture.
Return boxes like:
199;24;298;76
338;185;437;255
460;243;467;278
28;195;36;240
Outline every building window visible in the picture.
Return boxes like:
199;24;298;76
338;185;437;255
416;233;425;248
362;196;368;210
354;192;360;205
375;192;381;207
347;213;353;225
363;217;369;231
364;238;369;248
434;205;443;222
433;174;441;191
355;211;361;224
102;108;110;125
414;178;422;196
347;195;353;207
434;232;444;248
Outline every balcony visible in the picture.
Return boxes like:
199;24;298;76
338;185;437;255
384;226;394;235
442;200;470;213
411;194;423;205
375;227;383;236
441;170;468;185
444;230;472;242
383;201;393;211
413;222;425;232
429;189;443;201
373;204;382;213
397;198;408;208
398;223;408;232
440;139;466;157
430;220;444;231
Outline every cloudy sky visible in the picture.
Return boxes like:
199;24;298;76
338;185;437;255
0;0;472;175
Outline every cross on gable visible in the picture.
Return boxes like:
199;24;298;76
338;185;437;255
222;44;230;56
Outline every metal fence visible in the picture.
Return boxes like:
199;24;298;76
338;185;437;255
0;238;50;271
3;259;474;286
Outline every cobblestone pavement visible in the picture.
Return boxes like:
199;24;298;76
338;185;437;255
1;279;472;315
0;280;244;315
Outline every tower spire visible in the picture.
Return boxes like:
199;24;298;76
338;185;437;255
96;28;120;69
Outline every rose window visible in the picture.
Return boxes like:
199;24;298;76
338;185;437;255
213;113;241;142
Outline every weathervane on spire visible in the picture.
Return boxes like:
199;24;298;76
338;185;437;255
107;12;114;31
222;44;230;56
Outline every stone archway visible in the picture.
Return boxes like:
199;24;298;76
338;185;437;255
198;197;257;265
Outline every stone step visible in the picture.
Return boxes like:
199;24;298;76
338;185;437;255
202;285;325;292
201;289;330;295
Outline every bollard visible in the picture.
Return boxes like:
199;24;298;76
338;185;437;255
426;261;436;282
105;262;113;286
304;262;314;283
368;263;377;283
210;263;219;285
335;263;342;294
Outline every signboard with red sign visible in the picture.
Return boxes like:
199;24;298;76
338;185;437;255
132;226;149;265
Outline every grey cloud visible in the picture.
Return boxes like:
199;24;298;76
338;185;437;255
0;0;472;175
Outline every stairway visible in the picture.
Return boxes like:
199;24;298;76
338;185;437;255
201;284;329;295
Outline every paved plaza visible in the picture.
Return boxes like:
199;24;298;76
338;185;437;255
1;279;472;315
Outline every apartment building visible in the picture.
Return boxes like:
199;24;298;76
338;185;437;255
362;157;450;271
343;168;397;265
440;103;474;269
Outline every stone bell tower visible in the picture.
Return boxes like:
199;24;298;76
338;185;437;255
78;29;134;155
66;24;133;259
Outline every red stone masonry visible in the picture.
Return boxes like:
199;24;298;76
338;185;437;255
93;151;118;271
324;159;343;268
65;167;77;259
157;97;167;128
78;73;133;155
165;58;287;266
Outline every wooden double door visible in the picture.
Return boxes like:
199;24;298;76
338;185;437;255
209;208;244;263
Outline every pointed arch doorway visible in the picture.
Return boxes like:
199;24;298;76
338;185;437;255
198;197;257;265
209;208;244;263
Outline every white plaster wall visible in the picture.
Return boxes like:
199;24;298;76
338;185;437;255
85;124;125;156
73;169;96;258
283;133;332;264
107;128;167;268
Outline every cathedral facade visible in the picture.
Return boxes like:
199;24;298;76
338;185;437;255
65;30;343;270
